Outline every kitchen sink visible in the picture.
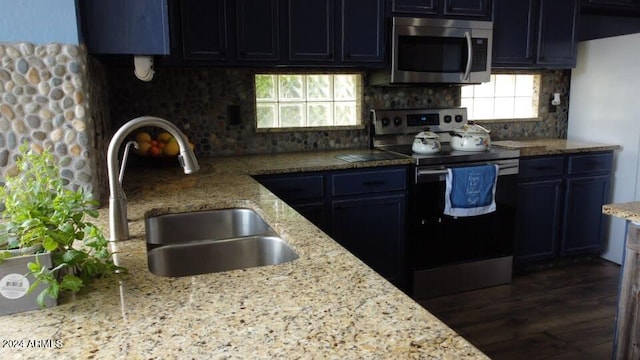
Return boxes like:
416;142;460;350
145;208;298;277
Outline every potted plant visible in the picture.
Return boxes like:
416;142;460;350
0;144;124;314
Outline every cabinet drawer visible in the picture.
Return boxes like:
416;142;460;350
332;167;407;196
567;152;613;175
519;156;564;180
257;175;324;201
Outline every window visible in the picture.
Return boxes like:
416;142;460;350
255;74;360;129
461;74;540;121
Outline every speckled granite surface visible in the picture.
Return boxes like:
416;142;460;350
0;149;486;359
603;202;640;223
493;138;620;157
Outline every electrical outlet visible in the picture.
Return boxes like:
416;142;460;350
228;105;241;125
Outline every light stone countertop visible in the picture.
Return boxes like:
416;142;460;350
603;202;640;223
0;139;619;359
492;138;620;157
0;149;486;360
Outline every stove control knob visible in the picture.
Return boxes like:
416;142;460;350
443;115;452;123
381;117;390;127
455;115;464;123
393;116;402;126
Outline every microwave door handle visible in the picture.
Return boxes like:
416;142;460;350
462;31;472;81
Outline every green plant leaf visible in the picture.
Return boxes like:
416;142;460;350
60;274;84;292
42;237;59;251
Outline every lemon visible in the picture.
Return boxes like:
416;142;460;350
136;141;152;156
163;141;180;156
157;132;173;143
135;131;152;143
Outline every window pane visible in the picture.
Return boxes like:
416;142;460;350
515;75;534;97
279;103;305;127
307;75;332;100
257;104;277;128
473;98;494;119
279;75;304;100
461;85;474;98
255;73;361;129
335;102;357;125
474;79;494;98
514;97;535;118
308;102;333;126
461;98;474;118
256;74;276;100
494;75;516;97
334;75;356;100
494;98;514;119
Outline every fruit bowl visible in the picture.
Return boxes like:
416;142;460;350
132;131;195;163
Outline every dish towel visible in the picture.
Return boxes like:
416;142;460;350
444;164;499;217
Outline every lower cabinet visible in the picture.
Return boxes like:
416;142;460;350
515;152;613;266
254;166;408;286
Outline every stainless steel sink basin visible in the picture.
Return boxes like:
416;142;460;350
145;208;298;277
146;208;273;245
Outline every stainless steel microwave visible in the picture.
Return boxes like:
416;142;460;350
369;17;493;85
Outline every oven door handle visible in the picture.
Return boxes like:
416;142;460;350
416;162;519;181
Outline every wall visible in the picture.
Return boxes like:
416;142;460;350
103;65;570;157
0;0;79;45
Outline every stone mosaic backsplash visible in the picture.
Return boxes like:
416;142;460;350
0;43;102;201
105;65;569;157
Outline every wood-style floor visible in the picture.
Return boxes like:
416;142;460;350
418;258;621;360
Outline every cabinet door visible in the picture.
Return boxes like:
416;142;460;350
582;0;640;12
515;179;563;264
536;0;579;67
288;0;335;62
80;0;170;55
180;0;227;61
561;174;611;256
332;194;406;284
392;0;438;14
492;0;536;67
444;0;491;17
341;0;385;64
236;0;280;61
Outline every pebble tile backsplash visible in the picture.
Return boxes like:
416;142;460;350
0;42;104;202
104;65;570;157
0;41;570;205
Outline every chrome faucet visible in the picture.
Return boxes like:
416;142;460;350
107;116;200;241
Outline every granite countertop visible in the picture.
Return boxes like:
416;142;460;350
492;138;620;157
603;202;640;223
0;149;486;359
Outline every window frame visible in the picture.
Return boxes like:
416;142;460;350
254;72;365;133
460;73;542;123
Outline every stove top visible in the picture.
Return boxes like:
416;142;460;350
370;108;520;166
378;143;520;166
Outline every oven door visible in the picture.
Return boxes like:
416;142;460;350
409;160;518;298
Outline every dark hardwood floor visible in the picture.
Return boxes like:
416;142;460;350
418;258;621;360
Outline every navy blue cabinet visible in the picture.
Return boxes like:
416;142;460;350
180;0;227;61
167;0;384;66
79;0;170;55
515;152;613;267
392;0;492;19
582;0;640;14
492;0;579;68
236;0;281;61
255;166;408;286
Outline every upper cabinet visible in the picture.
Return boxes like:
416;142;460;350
392;0;492;19
165;0;384;67
492;0;579;69
180;0;227;61
581;0;640;14
79;0;170;55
